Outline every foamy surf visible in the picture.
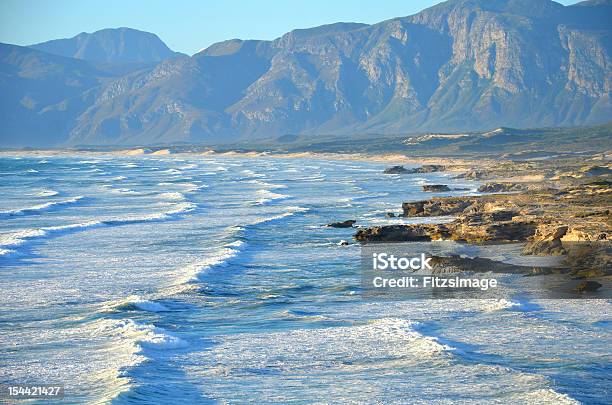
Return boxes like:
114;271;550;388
2;154;606;404
249;206;310;226
254;189;290;205
31;189;59;197
247;180;287;189
0;202;196;257
102;295;170;313
95;318;188;351
196;318;452;379
0;196;84;217
510;388;580;404
177;240;246;284
110;188;141;195
157;192;186;201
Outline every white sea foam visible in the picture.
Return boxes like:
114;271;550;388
0;202;195;256
177;182;207;192
247;180;287;189
107;202;196;224
179;240;245;283
0;228;47;247
110;188;140;195
158;192;186;201
512;388;580;404
225;240;245;248
160;169;182;175
197;318;452;378
0;196;84;217
277;310;331;322
26;169;39;173
0;248;16;256
0;221;103;257
250;206;309;225
255;189;290;204
101;295;169;313
103;319;188;351
296;175;326;181
475;298;521;312
128;297;169;312
31;189;59;197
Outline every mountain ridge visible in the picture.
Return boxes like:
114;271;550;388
1;0;611;147
29;27;183;64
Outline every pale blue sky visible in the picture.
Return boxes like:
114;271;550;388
0;0;579;55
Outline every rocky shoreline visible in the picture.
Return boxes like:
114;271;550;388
354;156;611;282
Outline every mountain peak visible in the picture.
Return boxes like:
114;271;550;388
418;0;566;18
29;27;181;64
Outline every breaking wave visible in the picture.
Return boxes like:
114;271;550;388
0;196;84;218
0;202;196;257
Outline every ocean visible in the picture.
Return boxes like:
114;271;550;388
0;154;609;404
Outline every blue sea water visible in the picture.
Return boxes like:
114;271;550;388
0;154;609;404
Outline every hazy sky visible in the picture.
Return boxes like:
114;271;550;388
0;0;579;55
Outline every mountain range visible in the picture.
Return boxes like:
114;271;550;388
1;0;611;147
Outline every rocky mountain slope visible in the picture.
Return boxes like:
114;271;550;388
1;0;611;147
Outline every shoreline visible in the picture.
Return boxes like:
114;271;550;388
3;148;609;275
0;148;491;171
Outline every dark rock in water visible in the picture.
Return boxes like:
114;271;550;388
385;212;396;218
383;166;408;174
423;184;451;192
327;220;356;228
576;280;602;292
384;165;446;175
477;183;525;192
338;240;350;246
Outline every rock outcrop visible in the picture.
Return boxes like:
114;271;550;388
383;165;446;175
355;224;450;242
523;225;568;255
327;220;356;228
402;198;473;217
576;280;603;293
477;183;526;193
357;180;610;249
413;165;446;173
423;185;451;192
383;166;409;174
